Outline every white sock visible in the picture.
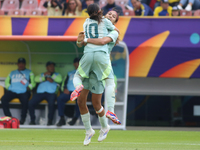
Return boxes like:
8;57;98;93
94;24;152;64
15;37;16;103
105;79;115;113
73;74;83;88
98;114;108;128
81;112;91;131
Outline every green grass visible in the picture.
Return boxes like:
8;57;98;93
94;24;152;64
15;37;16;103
0;129;200;150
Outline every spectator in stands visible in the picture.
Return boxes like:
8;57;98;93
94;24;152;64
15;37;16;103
64;0;82;16
1;58;35;125
43;0;63;16
81;0;94;17
131;0;153;16
81;0;99;10
154;0;172;16
177;0;200;11
101;0;124;16
172;5;180;16
154;0;179;10
127;0;151;10
56;58;81;126
28;61;62;125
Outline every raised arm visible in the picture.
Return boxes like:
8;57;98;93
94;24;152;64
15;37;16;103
76;0;82;12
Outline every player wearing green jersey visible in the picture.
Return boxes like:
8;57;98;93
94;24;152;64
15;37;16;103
75;9;121;145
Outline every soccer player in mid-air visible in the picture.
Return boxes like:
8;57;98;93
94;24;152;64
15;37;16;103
81;10;121;125
73;5;121;145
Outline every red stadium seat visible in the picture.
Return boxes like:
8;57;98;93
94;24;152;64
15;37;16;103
24;9;42;15
20;0;38;15
1;0;20;15
0;2;3;15
123;10;135;16
7;9;21;15
193;10;200;16
180;10;192;16
38;0;47;15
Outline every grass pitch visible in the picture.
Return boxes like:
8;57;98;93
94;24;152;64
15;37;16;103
0;129;200;150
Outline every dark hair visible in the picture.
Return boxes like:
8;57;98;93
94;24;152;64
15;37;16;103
65;0;77;16
73;57;80;63
18;57;26;64
87;3;103;24
111;8;120;23
46;61;56;67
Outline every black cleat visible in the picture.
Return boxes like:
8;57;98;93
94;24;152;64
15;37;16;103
68;117;78;126
29;121;36;125
56;118;66;127
47;120;53;126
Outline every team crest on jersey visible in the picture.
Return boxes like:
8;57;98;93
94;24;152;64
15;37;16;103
92;86;95;90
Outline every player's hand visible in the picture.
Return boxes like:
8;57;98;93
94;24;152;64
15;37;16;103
114;28;120;34
77;31;85;42
63;89;70;94
115;36;120;46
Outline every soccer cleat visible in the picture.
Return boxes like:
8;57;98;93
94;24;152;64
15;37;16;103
70;84;84;101
106;110;121;125
83;129;95;146
98;125;110;142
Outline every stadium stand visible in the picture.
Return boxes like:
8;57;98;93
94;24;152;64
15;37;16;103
38;0;47;15
0;0;20;15
20;0;38;15
7;9;21;15
123;9;135;16
25;9;42;15
99;0;107;8
115;1;127;11
180;10;193;16
193;9;200;16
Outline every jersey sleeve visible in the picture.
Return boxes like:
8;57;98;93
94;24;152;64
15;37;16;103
107;30;119;44
35;73;45;83
28;71;36;90
168;6;172;16
61;75;69;92
154;7;159;16
5;73;11;89
52;73;62;83
104;18;115;31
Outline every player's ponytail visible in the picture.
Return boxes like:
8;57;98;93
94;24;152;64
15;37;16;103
87;3;103;24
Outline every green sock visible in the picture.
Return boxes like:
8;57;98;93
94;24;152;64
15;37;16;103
81;112;91;131
73;74;83;88
98;114;107;128
105;79;115;113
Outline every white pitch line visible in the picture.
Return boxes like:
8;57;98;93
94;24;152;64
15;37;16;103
0;140;200;146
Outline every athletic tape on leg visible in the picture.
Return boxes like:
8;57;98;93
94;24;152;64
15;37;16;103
96;106;104;114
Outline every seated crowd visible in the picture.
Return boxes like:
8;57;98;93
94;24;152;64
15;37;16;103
0;0;199;16
0;57;81;126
